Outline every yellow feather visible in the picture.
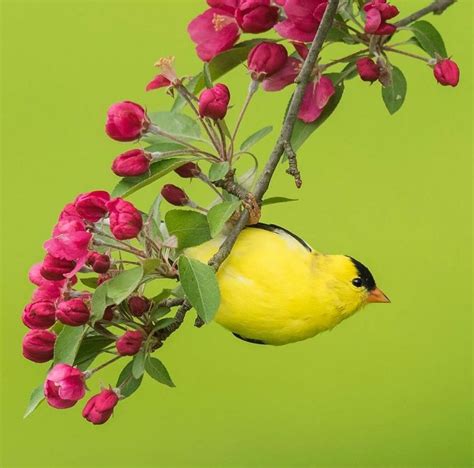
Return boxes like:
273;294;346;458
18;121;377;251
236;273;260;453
186;227;370;345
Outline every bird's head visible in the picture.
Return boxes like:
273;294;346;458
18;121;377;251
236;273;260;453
313;254;390;313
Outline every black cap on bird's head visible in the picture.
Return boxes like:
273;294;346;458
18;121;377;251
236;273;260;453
347;256;390;303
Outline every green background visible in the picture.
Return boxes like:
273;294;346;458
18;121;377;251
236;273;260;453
1;0;472;466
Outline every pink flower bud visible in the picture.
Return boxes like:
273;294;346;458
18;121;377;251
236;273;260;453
31;282;64;302
105;101;150;142
86;252;111;274
248;42;288;80
116;330;144;356
106;198;143;240
356;57;380;82
40;254;76;281
82;388;119;425
22;301;56;329
363;0;398;35
56;298;90;326
433;59;460;87
74;191;110;223
22;329;56;363
198;83;230;120
161;184;189;206
112;149;151;177
175;162;202;178
44;364;86;409
102;305;115;321
236;0;279;33
128;296;151;317
146;74;171;92
58;203;82;222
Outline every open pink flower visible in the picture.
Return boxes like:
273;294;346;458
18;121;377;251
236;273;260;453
44;231;91;263
82;389;119;425
188;7;240;62
31;281;64;302
275;0;328;42
298;75;335;123
44;364;86;409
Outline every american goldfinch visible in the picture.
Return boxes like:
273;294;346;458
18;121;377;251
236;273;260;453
186;223;390;346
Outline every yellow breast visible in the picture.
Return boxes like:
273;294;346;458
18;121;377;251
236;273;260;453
186;227;358;345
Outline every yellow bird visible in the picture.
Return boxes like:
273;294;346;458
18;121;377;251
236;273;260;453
186;223;390;346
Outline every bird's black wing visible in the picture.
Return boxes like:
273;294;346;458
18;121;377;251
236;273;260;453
247;223;313;252
232;333;267;345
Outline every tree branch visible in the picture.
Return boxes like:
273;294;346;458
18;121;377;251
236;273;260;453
394;0;456;27
209;0;340;268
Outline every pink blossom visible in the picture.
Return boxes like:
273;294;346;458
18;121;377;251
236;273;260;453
261;57;301;91
198;83;230;120
116;330;144;356
106;198;143;240
58;203;82;222
275;0;328;42
363;0;398;35
161;184;190;206
356;57;380;82
248;42;288;81
82;389;119;425
56;298;90;326
146;75;171;92
86;252;111;274
44;364;86;409
44;231;91;263
433;58;460;87
40;254;76;281
31;281;64;302
112;149;151;177
22;301;56;329
22;329;56;363
236;0;279;33
298;75;335;123
74;191;110;223
175;162;202;178
105;101;150;142
188;8;240;62
128;296;151;317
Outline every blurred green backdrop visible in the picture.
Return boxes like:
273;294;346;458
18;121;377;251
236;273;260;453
1;0;472;467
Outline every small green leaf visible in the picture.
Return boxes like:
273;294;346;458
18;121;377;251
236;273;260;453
106;266;144;305
165;210;211;249
117;361;143;398
261;197;298;206
382;66;407;115
145;112;201;145
90;282;109;323
290;76;345;152
203;63;214;88
24;385;45;419
112;158;195;198
80;276;99;289
74;335;115;371
240;126;273;151
208;161;230;181
207;201;241;237
151;288;173;303
151;317;176;331
411;20;447;58
132;350;146;379
178;256;220;323
150;306;171;321
145;356;175;387
53;325;86;365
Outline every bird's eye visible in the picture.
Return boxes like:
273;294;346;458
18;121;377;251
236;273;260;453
352;277;363;287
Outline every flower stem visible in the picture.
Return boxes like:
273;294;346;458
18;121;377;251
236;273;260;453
86;355;122;377
383;46;430;62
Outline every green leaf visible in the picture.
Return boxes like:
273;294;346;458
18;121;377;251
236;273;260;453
261;197;298;206
178;256;220;323
151;288;173;303
112;158;195;198
203;63;213;88
24;385;44;419
240;126;273;151
165;210;211;249
151;317;176;331
74;335;115;371
382;66;407;115
116;361;143;398
207;201;240;237
194;39;272;94
145;112;201;144
132;350;146;379
411;20;447;58
80;276;98;289
290;76;345;152
90;282;109;323
150;306;171;321
142;258;161;275
53;325;85;365
145;356;175;387
208;161;230;181
106;266;144;304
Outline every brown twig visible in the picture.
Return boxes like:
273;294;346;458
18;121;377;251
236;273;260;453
209;0;340;268
394;0;456;27
284;141;302;188
213;169;249;200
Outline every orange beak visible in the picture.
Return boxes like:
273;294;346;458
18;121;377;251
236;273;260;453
367;287;391;303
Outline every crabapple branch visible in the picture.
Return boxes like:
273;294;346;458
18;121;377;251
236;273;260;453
394;0;456;27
